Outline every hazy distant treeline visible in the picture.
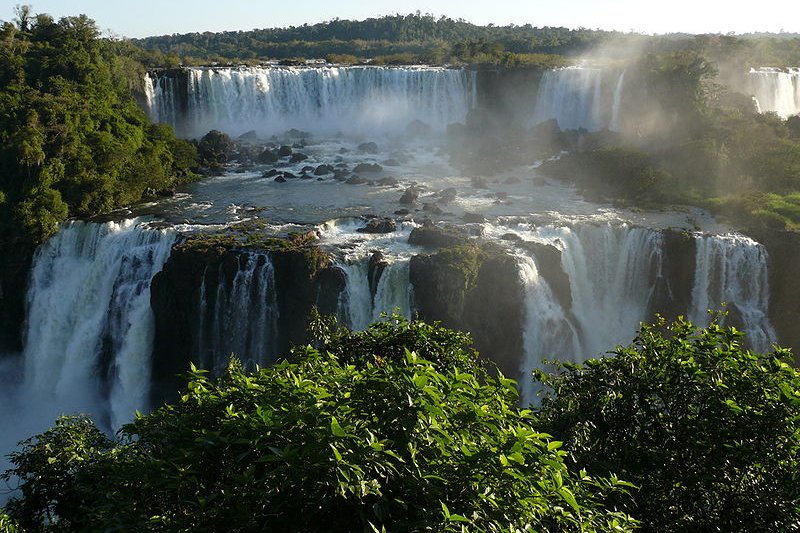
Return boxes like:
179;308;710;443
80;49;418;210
130;13;800;68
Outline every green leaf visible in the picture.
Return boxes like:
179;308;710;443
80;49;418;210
330;417;346;437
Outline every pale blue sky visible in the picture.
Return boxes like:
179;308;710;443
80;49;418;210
1;1;798;38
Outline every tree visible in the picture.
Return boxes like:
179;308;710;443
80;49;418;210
2;316;637;532
535;316;800;532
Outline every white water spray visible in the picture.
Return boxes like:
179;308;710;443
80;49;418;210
689;233;776;352
748;68;800;119
23;219;175;429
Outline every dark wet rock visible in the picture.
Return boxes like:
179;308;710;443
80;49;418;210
289;153;308;163
500;233;522;242
357;217;397;234
353;162;383;174
532;176;547;187
495;192;508;201
301;165;314;174
471;176;489;189
357;141;379;154
278;145;293;157
409;245;524;377
333;170;349;181
282;171;297;179
338;147;350;154
314;164;334;176
237;130;258;141
399;186;420;205
504;176;521;184
408;226;466;247
463;212;486;223
334;162;349;169
377;176;399;187
438;187;457;204
368;251;389;300
345;175;367;185
382;158;401;167
262;168;280;178
317;177;324;181
274;175;287;183
394;208;411;216
423;203;443;215
300;173;313;179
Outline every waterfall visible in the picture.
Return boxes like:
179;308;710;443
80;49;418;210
689;233;776;352
516;224;665;403
337;258;412;331
609;70;626;132
552;224;664;357
145;72;183;128
531;67;625;131
748;68;800;119
146;66;476;138
195;253;279;371
517;254;580;405
22;219;175;429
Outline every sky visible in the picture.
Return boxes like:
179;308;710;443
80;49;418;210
1;0;798;38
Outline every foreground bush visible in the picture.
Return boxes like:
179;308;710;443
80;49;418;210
2;316;635;532
536;316;800;532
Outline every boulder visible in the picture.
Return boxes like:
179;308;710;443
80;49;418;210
423;203;443;215
408;226;466;248
377;176;399;187
274;175;287;183
290;153;308;163
399;186;420;205
262;169;280;178
357;217;397;234
345;175;367;185
382;158;401;167
357;141;379;154
278;145;293;157
301;165;314;174
462;212;486;223
353;162;383;174
314;164;334;176
237;130;258;141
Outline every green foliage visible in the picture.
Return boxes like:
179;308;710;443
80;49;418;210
535;316;800;531
0;510;18;533
3;317;636;532
541;148;675;205
197;129;233;169
0;11;198;247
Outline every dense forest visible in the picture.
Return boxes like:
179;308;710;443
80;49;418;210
132;13;800;67
0;8;198;347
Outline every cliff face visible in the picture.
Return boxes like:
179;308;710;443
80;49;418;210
409;245;526;378
149;236;344;403
749;229;800;357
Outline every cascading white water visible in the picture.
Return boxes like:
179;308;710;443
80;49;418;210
196;253;279;371
748;68;800;119
509;223;665;403
689;233;776;352
609;70;626;132
147;66;476;137
144;72;183;128
548;224;664;357
517;254;580;405
337;259;412;331
22;219;176;429
531;67;625;131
